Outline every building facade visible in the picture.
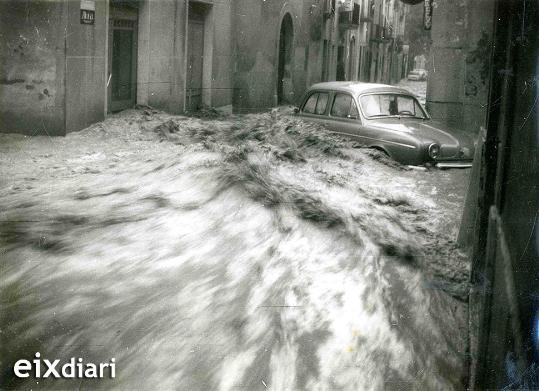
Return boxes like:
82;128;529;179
316;0;408;85
465;0;539;388
0;0;234;135
231;0;315;112
0;0;407;135
229;0;407;111
426;0;495;134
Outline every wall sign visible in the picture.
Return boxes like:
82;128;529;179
424;0;433;30
80;0;95;25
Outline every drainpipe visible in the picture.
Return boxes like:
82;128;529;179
328;3;336;80
183;0;189;112
104;0;110;116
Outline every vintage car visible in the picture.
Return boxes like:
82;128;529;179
294;82;475;167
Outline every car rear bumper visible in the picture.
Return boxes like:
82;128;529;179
435;161;473;168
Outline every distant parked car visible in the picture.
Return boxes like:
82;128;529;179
294;82;474;167
407;69;428;81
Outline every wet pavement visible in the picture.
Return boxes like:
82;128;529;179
0;109;470;390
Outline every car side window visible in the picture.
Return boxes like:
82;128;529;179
302;93;318;114
330;93;359;118
315;93;329;115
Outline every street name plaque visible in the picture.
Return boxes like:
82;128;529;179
80;0;95;25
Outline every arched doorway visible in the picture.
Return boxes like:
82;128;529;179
277;13;294;104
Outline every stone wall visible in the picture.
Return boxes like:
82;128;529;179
232;0;325;112
427;0;495;135
0;0;66;135
0;0;235;135
65;0;108;133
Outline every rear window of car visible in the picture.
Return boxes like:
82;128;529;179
330;93;359;118
302;92;329;115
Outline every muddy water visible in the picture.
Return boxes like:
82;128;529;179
0;112;468;390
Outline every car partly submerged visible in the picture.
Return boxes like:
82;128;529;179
294;82;475;167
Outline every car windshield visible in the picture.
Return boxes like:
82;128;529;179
359;93;427;119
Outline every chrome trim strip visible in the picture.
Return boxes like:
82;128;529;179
329;131;417;149
435;162;473;168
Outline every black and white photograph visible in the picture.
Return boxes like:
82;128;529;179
0;0;537;390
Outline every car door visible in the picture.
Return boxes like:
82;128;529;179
324;92;363;138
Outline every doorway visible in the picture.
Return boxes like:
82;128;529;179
108;4;138;113
337;45;345;81
348;37;356;81
277;13;294;104
186;3;207;111
321;39;329;81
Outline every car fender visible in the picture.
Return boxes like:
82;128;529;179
359;123;424;164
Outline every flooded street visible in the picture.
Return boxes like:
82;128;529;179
1;109;470;390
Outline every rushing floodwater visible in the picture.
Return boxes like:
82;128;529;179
0;111;469;390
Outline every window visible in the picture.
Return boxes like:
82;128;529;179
303;93;318;114
352;3;360;25
330;93;359;118
414;100;424;116
315;93;329;114
302;92;329;115
398;96;414;113
350;99;359;117
359;94;426;118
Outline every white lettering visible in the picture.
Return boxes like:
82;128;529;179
14;360;31;378
13;354;116;379
99;363;109;378
77;358;84;378
33;352;41;377
84;363;97;378
43;359;61;378
62;358;75;378
110;358;116;378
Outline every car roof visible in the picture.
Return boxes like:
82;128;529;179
307;81;412;96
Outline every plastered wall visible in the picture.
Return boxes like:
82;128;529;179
0;0;66;135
